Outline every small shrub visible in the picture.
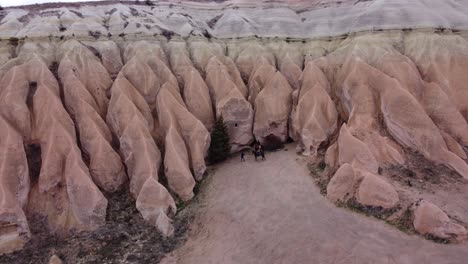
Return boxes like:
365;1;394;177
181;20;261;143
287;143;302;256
390;208;414;233
161;29;175;40
207;116;231;164
425;234;450;244
9;37;19;47
145;0;155;6
88;30;102;39
202;30;212;39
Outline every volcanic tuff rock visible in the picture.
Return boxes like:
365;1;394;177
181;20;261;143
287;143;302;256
0;0;468;255
413;200;468;242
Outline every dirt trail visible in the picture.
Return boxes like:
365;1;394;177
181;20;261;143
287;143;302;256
162;144;468;264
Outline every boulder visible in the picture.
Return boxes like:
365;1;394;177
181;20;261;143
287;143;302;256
356;174;399;209
326;163;355;203
337;124;378;173
413;200;467;241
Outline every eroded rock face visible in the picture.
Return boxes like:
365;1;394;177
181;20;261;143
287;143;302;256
0;52;108;246
205;57;253;151
0;117;30;254
290;62;337;156
107;75;176;236
252;68;293;148
0;0;468;254
58;40;127;193
326;125;399;208
156;82;210;200
167;41;215;130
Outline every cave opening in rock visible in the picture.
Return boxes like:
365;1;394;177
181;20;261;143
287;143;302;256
27;81;37;110
25;142;42;186
263;134;284;151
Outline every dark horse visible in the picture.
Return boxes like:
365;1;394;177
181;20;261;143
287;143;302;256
253;145;265;161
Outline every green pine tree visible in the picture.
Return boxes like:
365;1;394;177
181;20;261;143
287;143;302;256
207;116;231;164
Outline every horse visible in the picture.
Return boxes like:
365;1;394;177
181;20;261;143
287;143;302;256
253;149;265;161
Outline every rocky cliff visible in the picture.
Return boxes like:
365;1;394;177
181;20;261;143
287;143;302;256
0;0;468;255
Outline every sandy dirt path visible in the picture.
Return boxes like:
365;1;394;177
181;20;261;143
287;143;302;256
162;144;468;264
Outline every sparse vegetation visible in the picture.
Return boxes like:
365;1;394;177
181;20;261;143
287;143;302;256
308;161;328;195
389;208;414;233
88;30;102;40
339;198;397;220
129;7;140;16
145;0;155;6
0;189;193;264
425;234;450;244
207;116;231;164
8;37;19;47
161;29;175;40
202;30;212;39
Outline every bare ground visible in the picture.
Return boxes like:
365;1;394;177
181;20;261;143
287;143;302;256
162;143;468;264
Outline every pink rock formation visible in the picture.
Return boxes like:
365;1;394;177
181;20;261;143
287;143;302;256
0;55;108;234
107;75;176;236
290;62;337;156
413;200;467;242
156;83;210;200
248;64;276;104
320;54;405;166
232;40;276;81
326;163;354;203
356;173;399;209
267;41;304;90
404;33;468;122
252;67;293;147
0;117;30;254
167;41;214;130
0;4;467;251
326;125;399;208
336;125;378;173
188;39;248;98
81;41;124;78
122;42;211;198
58;40;126;192
205;57;253;151
377;66;468;178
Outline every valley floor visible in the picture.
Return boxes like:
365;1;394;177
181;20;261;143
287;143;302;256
162;144;468;264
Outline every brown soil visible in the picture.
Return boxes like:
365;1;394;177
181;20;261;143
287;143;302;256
0;188;193;264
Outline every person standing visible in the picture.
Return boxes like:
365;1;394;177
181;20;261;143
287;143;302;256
260;145;265;160
241;151;245;162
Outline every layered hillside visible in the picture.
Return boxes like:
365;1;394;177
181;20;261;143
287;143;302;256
0;0;468;255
